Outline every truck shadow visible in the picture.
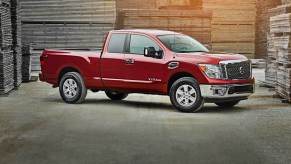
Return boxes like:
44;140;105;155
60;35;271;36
43;97;246;113
83;99;245;113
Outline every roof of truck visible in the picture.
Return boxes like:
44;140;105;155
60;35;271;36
112;29;180;36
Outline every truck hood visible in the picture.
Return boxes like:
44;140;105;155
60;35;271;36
175;51;248;64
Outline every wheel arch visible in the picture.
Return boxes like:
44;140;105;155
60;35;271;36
167;72;197;94
58;67;81;85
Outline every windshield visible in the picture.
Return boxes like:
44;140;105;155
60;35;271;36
157;34;209;53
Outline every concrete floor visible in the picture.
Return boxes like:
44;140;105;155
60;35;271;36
0;69;291;164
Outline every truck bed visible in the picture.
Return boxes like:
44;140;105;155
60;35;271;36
40;49;103;88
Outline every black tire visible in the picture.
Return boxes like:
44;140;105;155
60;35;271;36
169;77;204;113
105;90;128;101
91;89;99;93
59;72;87;104
215;100;240;108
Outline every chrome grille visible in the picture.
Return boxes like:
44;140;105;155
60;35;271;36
221;60;251;80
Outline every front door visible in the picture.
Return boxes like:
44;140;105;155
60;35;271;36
124;34;165;93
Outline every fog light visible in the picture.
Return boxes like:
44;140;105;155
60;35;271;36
211;86;228;96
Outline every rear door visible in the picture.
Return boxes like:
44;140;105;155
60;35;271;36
124;34;165;93
100;33;128;89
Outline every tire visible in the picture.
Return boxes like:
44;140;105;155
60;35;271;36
59;72;87;104
169;77;204;113
215;100;240;108
105;90;128;101
91;89;99;93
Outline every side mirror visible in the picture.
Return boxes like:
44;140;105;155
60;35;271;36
144;47;156;57
144;47;163;59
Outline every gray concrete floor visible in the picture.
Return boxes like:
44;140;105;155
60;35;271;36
0;69;291;164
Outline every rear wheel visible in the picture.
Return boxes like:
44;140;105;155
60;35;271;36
59;72;87;104
215;100;240;108
105;90;128;101
169;77;204;113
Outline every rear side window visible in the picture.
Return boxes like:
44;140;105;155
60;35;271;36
108;33;127;53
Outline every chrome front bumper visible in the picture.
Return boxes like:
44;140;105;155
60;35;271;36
200;84;254;100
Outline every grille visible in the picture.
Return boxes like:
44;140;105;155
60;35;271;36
222;60;251;80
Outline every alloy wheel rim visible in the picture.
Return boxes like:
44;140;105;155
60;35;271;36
175;84;197;107
63;79;78;98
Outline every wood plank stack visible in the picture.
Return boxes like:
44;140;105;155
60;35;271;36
269;12;291;102
11;0;22;87
255;0;281;59
117;9;212;45
0;0;14;94
21;45;31;82
20;0;116;71
265;3;291;87
203;0;256;58
117;0;202;10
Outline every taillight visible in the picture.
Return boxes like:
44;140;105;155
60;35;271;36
40;52;48;65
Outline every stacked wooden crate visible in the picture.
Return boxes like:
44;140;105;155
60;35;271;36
269;12;291;102
203;0;256;58
117;9;212;45
256;0;281;59
20;0;116;71
0;0;14;94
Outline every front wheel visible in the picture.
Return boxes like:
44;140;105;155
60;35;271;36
105;90;128;101
59;72;87;104
215;100;240;108
169;77;204;113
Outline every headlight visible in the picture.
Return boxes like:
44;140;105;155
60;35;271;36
199;64;223;79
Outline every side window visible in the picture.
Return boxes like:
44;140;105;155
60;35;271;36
108;33;127;53
129;35;160;55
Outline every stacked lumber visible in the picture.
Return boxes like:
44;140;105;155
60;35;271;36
117;9;212;45
117;0;202;11
21;45;31;82
117;0;157;10
255;0;281;59
20;0;116;71
269;13;291;102
265;4;291;87
11;0;22;87
157;0;202;10
282;0;291;5
0;0;14;94
203;0;256;58
265;34;278;86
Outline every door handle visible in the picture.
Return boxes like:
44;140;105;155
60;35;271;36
125;58;135;64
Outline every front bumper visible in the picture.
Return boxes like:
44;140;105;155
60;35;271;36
200;84;254;102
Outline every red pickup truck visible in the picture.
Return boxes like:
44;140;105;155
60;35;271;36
40;29;254;113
